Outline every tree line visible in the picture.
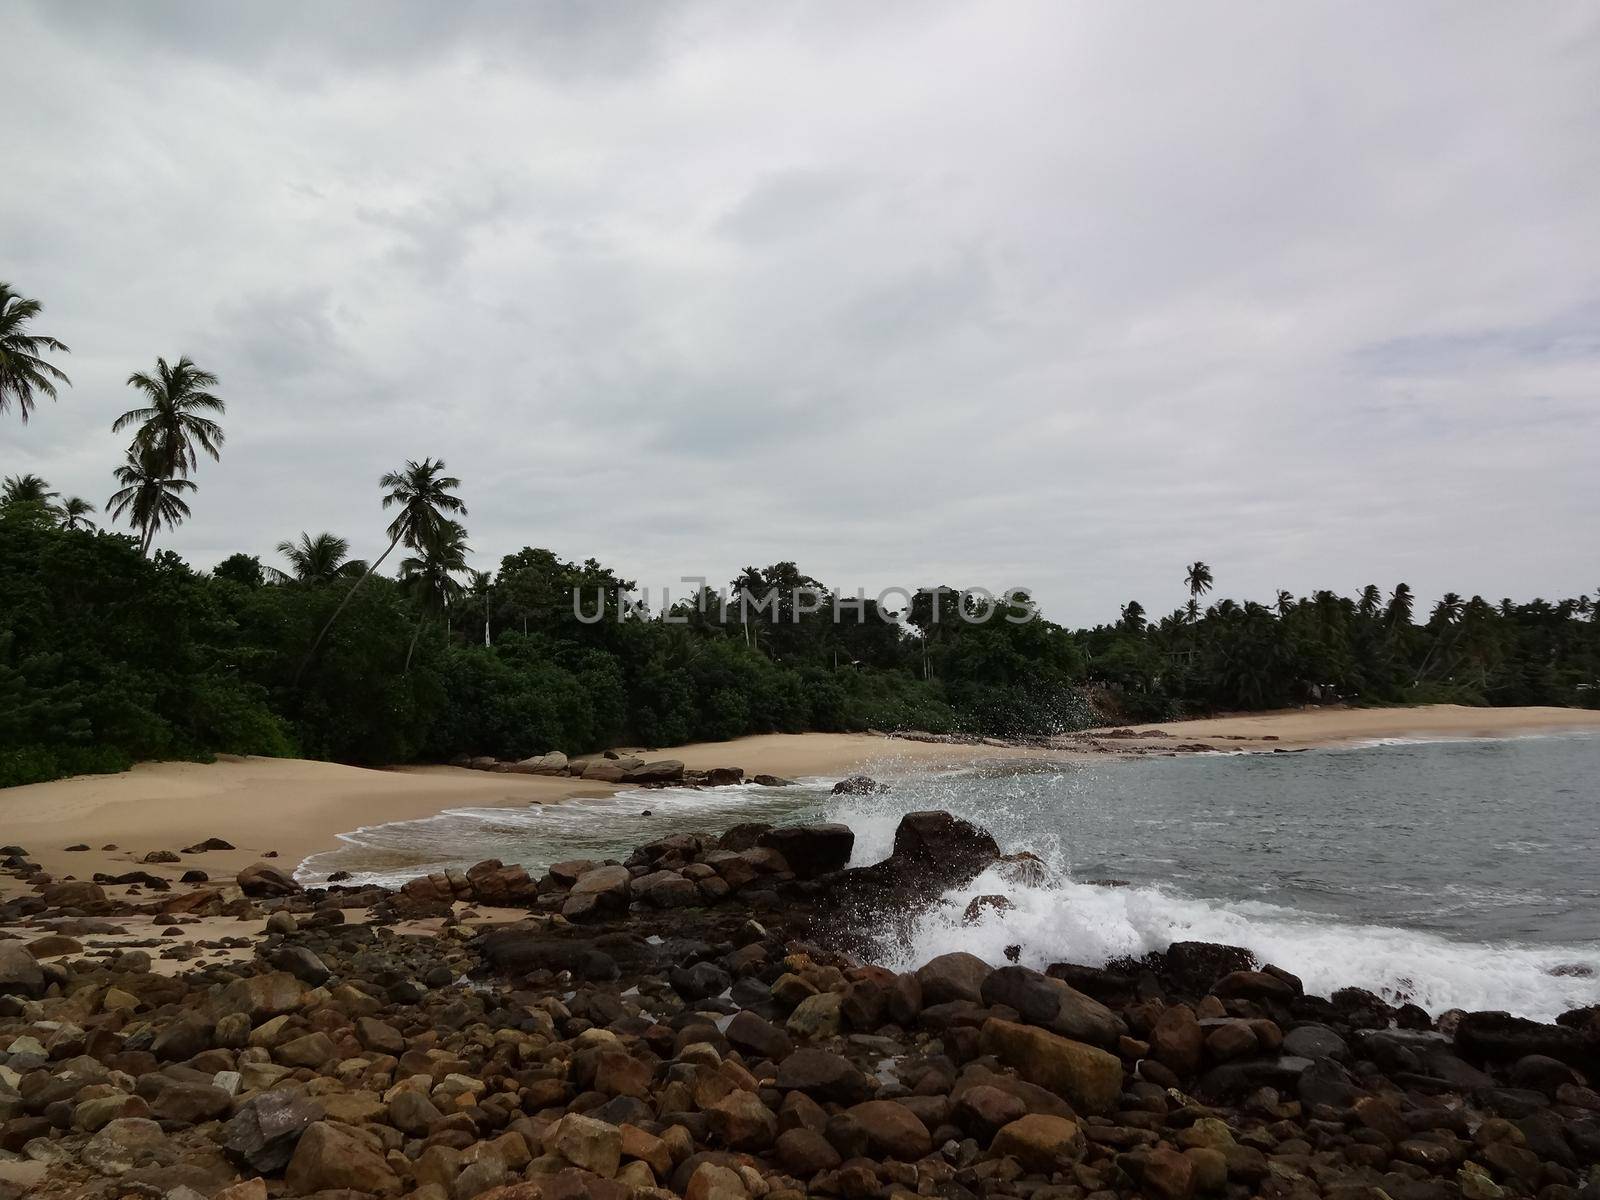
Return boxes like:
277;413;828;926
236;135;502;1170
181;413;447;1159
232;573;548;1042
3;280;1597;786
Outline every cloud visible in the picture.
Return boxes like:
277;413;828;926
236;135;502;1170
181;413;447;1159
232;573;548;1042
2;0;1597;622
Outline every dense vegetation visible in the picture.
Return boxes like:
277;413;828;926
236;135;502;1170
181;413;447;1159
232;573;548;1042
3;278;1597;786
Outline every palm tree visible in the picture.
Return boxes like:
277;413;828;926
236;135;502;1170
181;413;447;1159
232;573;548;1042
1184;561;1214;605
1274;590;1295;617
107;446;195;554
112;357;224;477
1357;584;1382;620
296;458;467;681
57;496;96;530
0;283;71;422
467;569;493;646
400;521;471;671
1429;592;1464;627
1386;583;1414;627
271;532;365;585
1;474;58;507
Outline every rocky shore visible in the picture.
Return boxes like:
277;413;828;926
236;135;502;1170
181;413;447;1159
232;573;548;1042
3;805;1599;1200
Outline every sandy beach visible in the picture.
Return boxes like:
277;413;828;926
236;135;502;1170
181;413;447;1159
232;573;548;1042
3;705;1596;892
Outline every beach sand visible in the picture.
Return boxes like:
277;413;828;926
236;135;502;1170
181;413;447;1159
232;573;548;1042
4;705;1596;891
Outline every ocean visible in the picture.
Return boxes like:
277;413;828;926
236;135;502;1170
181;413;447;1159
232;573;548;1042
298;733;1600;1020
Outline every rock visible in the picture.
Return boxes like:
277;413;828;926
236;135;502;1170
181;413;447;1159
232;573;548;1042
209;971;306;1022
776;1048;874;1103
831;775;886;795
569;865;632;900
276;1030;335;1068
686;1161;748;1200
963;894;1014;923
631;869;699;908
1456;1011;1586;1064
82;1117;168;1176
707;1089;777;1150
1131;1145;1196;1200
1212;970;1294;1001
834;811;1002;910
151;1081;232;1125
356;1016;405;1056
980;964;1125;1046
142;849;181;863
916;951;992;1004
671;960;732;1000
775;1127;841;1175
153;1016;211;1061
979;1018;1124;1114
1282;1022;1350;1061
549;1113;622;1177
223;1090;324;1172
846;1099;933;1160
624;759;685;784
388;1089;443;1136
285;1120;399;1195
41;879;107;907
181;837;236;852
236;863;301;898
954;1083;1028;1138
755;824;855;880
786;991;844;1038
726;1010;794;1063
990;1114;1084;1170
1151;1005;1204;1075
752;774;793;787
0;943;44;998
24;934;80;958
270;944;331;986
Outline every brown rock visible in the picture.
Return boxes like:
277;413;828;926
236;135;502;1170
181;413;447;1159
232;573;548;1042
846;1100;933;1161
979;1018;1123;1115
990;1114;1084;1170
284;1121;399;1195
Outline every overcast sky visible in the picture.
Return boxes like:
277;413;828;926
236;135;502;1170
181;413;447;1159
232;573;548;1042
3;1;1597;626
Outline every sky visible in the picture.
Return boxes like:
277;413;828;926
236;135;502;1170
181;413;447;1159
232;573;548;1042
3;0;1597;627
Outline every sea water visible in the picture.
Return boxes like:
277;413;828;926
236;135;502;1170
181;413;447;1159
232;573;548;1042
298;733;1600;1019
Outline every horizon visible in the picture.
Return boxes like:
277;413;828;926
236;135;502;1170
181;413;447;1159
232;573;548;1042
3;1;1598;626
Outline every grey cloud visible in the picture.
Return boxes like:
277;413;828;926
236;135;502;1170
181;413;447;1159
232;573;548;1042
3;1;1598;624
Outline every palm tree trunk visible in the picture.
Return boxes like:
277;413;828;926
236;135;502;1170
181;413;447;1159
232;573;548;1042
404;611;427;673
295;532;401;684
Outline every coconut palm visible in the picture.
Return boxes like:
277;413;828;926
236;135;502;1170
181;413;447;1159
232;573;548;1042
1386;583;1414;627
271;532;366;585
1357;584;1382;620
1;474;58;507
112;356;224;477
0;283;71;423
1274;590;1295;617
296;458;467;681
1430;592;1464;627
56;496;97;530
400;521;471;671
1184;561;1214;604
107;446;195;555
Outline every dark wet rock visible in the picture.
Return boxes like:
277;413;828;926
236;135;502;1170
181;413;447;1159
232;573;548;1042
979;964;1126;1047
776;1048;874;1103
236;862;301;898
1283;1021;1351;1061
756;823;854;880
831;775;887;795
222;1090;325;1172
1456;1011;1589;1065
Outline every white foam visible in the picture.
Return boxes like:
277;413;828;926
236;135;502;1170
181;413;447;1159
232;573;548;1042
877;867;1600;1021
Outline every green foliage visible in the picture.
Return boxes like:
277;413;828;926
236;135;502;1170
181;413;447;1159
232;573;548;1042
3;521;1596;787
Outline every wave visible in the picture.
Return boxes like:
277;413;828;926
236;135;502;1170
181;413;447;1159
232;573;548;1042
873;866;1600;1022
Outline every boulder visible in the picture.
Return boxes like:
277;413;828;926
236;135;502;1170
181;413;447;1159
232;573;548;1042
846;1100;932;1160
980;965;1125;1046
81;1117;169;1177
755;824;855;880
624;759;685;784
236;863;301;898
548;1113;622;1177
775;1048;874;1103
832;810;1002;910
223;1089;324;1172
208;971;306;1023
0;943;44;998
916;951;993;1005
831;776;886;795
990;1114;1085;1170
181;837;235;852
979;1018;1124;1114
285;1120;399;1195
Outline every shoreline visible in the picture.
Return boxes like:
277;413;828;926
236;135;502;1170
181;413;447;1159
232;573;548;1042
1;704;1595;896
